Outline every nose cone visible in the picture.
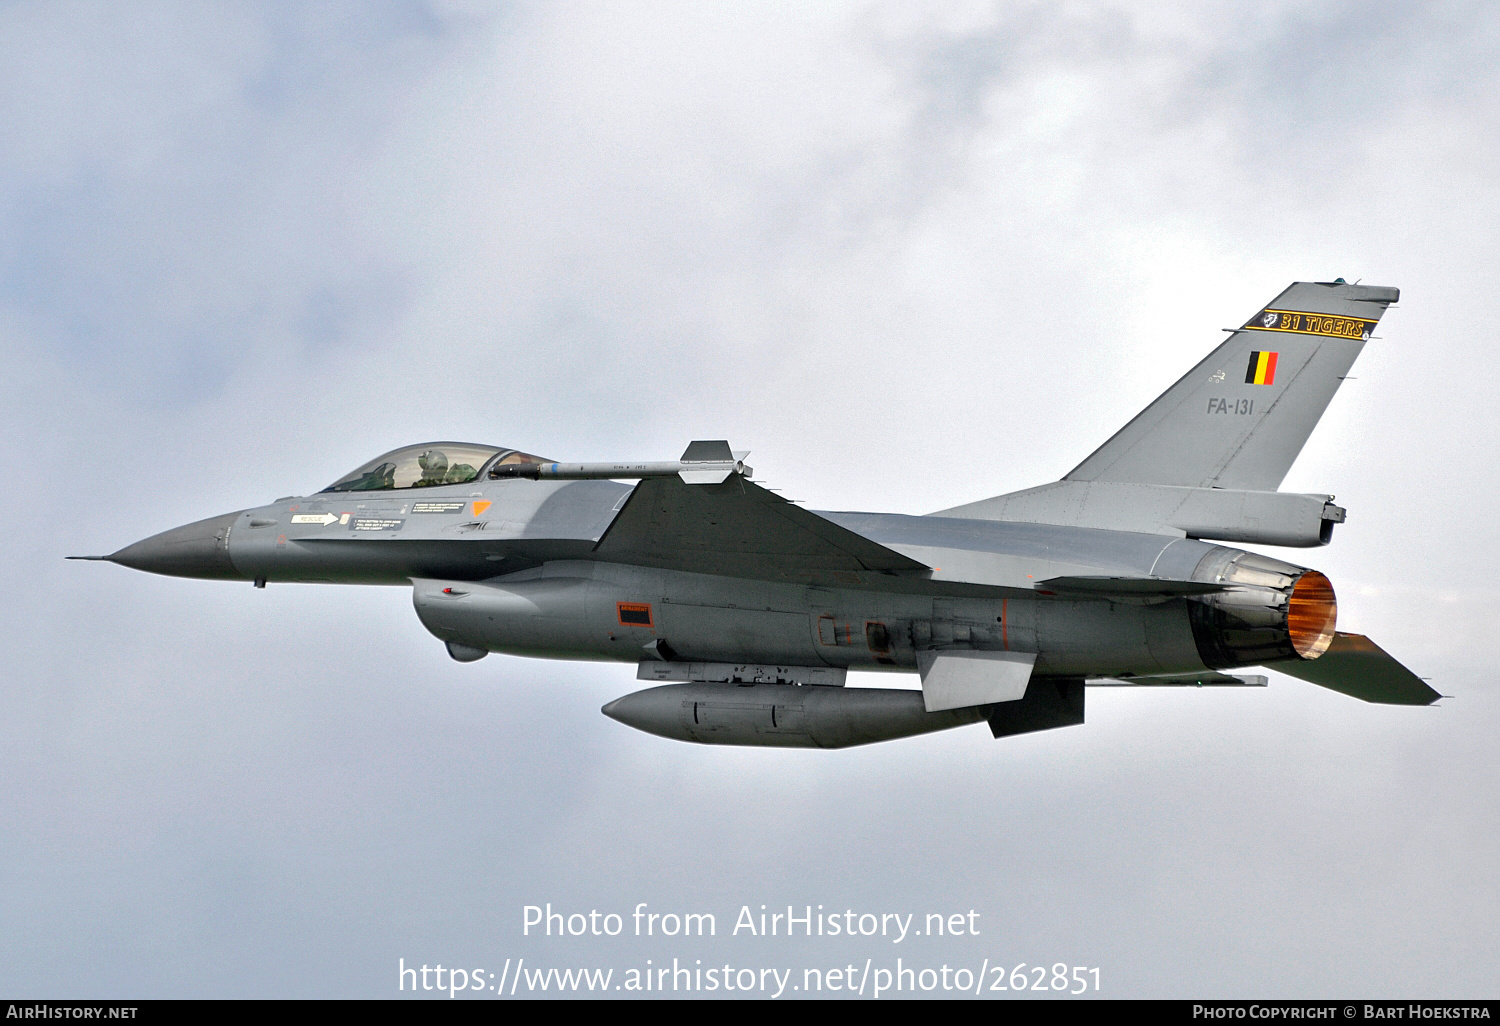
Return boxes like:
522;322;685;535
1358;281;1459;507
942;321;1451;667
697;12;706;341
109;510;246;580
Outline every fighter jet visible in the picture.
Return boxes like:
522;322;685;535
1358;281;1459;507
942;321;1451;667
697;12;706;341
75;280;1439;747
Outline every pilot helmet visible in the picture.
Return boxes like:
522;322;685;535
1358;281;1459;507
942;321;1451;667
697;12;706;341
417;450;449;481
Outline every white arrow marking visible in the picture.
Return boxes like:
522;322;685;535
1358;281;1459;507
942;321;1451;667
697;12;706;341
290;513;339;526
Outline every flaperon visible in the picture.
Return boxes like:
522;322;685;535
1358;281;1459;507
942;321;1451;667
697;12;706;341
76;280;1439;747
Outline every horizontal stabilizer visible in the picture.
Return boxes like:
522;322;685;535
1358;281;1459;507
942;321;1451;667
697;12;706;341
1035;576;1227;599
1265;632;1440;705
918;650;1037;712
595;474;930;580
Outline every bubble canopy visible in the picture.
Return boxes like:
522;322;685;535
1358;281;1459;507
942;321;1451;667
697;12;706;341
320;443;550;493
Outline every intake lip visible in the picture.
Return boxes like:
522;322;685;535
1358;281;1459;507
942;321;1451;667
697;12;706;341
1287;570;1337;659
108;510;246;580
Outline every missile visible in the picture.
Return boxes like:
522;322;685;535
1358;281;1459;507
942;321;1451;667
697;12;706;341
488;440;751;485
488;459;749;485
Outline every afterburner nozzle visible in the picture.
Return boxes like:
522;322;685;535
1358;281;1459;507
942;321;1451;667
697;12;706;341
1188;550;1340;667
1287;570;1337;659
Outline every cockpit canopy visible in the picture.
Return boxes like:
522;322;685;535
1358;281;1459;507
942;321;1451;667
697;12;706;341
320;443;550;493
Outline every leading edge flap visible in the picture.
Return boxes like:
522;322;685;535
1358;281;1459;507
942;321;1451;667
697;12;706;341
593;474;930;580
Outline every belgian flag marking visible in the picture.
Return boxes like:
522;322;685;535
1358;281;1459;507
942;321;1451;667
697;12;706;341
1245;351;1278;385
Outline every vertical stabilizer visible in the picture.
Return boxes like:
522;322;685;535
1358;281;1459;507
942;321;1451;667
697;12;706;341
1063;281;1397;490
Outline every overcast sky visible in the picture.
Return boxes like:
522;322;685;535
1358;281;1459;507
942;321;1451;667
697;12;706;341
3;0;1497;999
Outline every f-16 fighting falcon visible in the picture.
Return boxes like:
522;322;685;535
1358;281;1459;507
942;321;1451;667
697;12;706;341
75;280;1439;747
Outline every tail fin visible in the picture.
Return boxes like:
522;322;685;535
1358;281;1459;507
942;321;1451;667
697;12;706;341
1064;281;1397;490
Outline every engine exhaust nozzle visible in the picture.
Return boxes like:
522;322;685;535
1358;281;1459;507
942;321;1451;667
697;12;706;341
1287;570;1337;659
1188;550;1339;668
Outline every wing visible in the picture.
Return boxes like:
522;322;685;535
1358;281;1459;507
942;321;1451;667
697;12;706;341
593;474;930;580
1265;632;1441;705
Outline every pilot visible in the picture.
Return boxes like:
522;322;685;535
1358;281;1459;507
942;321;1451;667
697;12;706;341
416;450;449;487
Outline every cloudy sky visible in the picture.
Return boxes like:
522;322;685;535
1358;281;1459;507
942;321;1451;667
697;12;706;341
3;0;1497;999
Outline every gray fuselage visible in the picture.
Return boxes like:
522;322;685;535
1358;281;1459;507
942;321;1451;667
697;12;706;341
113;477;1308;681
